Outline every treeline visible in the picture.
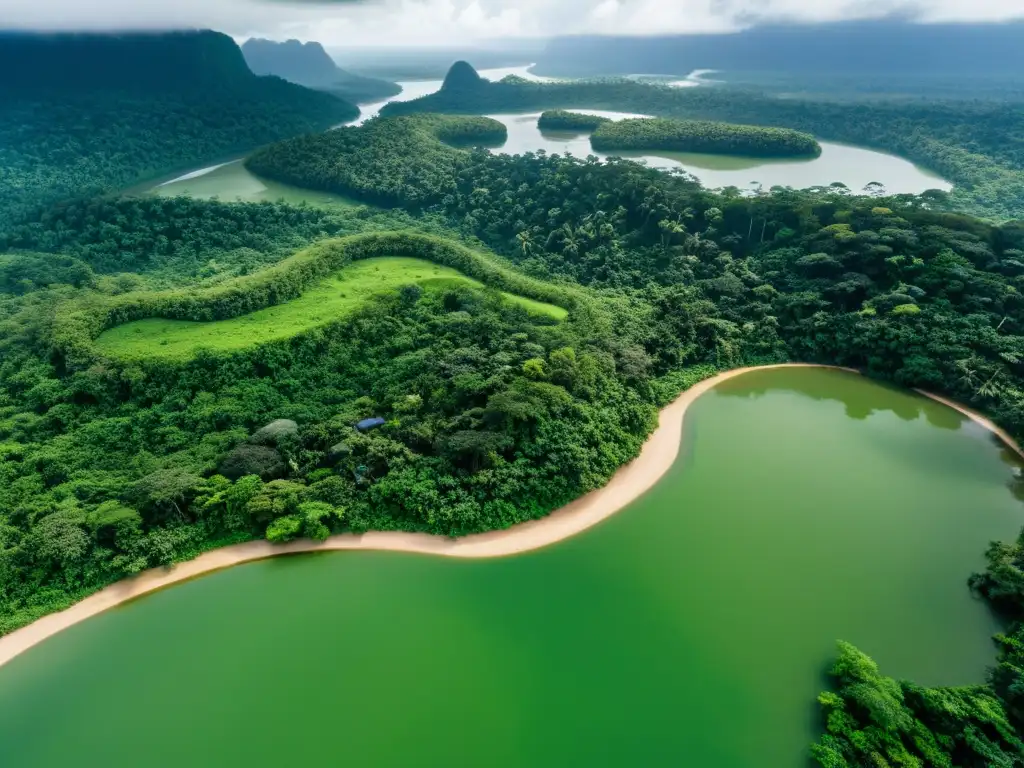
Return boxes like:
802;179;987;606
245;115;507;207
219;117;1024;438
537;110;610;131
0;195;432;285
380;63;1024;220
589;117;822;158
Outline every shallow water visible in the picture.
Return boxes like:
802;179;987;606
0;368;1019;767
144;159;363;206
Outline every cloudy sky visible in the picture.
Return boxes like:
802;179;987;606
2;0;1022;47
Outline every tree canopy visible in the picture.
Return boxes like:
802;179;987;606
589;116;822;158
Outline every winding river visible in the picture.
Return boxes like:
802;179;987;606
0;367;1020;767
139;66;949;204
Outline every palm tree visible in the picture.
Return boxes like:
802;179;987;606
659;219;685;254
516;229;534;257
560;223;581;258
977;370;1004;399
955;358;979;388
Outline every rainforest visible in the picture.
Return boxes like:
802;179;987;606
2;24;1024;768
588;116;821;158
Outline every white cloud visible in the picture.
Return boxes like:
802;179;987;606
1;0;1022;46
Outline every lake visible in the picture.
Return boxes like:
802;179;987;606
137;66;948;205
0;367;1019;767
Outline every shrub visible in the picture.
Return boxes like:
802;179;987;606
218;444;287;481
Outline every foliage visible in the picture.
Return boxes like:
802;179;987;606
219;445;287;481
968;527;1024;734
0;195;437;287
246;115;508;207
811;642;1024;767
537;110;611;132
812;487;1024;764
589;117;822;158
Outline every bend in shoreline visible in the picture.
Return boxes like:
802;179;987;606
0;363;1019;669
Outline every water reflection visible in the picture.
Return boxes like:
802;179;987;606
714;369;962;427
712;367;1024;499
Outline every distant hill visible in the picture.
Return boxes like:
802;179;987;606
0;29;258;91
534;20;1024;78
328;44;545;81
242;38;400;103
0;31;357;227
441;61;485;91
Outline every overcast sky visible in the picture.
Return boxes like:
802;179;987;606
3;0;1023;47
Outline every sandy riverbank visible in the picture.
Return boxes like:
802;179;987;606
915;389;1024;460
0;363;1017;669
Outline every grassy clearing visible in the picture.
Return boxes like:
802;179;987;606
95;257;566;359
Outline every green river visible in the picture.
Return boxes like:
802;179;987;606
1;367;1020;767
137;67;949;205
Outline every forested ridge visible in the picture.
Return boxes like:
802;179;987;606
537;110;611;131
241;38;401;104
589;116;821;158
0;31;358;230
381;63;1024;221
246;115;508;206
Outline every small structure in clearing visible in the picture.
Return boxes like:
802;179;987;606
356;417;386;432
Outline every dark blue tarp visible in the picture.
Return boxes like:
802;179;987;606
356;417;386;432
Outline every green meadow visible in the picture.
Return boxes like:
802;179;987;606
95;257;567;359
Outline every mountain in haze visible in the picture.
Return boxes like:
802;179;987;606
534;20;1024;79
329;43;545;81
0;30;261;91
440;60;485;91
241;38;400;103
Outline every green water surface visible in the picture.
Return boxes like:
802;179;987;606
0;368;1019;767
142;159;362;208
